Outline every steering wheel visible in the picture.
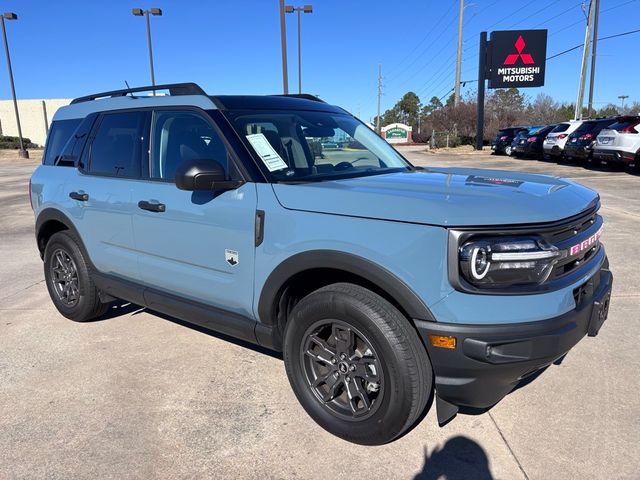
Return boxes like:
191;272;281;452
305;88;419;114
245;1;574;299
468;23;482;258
334;161;355;171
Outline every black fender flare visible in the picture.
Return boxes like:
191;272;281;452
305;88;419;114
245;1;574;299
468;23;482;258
257;250;435;325
35;208;91;264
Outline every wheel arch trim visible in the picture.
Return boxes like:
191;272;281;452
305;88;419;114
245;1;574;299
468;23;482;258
35;208;92;265
257;250;435;326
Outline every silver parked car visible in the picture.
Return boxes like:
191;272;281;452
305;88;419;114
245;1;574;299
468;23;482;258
593;116;640;169
543;120;583;160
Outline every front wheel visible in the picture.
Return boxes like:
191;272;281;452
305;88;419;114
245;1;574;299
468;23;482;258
283;283;432;445
505;145;513;156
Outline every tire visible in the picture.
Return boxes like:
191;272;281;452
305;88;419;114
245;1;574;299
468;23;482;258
505;145;512;156
44;231;109;322
283;283;432;445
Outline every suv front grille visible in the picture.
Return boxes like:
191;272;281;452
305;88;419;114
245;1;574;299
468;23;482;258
545;210;601;281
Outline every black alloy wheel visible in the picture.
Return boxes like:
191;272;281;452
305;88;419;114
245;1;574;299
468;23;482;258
49;248;80;307
301;319;383;420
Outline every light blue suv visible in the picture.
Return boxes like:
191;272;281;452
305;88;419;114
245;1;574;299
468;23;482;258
31;83;612;445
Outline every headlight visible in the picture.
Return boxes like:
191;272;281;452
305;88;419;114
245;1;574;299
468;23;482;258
459;237;563;289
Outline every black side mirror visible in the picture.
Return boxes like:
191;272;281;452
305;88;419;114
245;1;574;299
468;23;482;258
174;159;243;191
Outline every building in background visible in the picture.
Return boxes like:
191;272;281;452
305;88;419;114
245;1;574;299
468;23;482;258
0;99;71;146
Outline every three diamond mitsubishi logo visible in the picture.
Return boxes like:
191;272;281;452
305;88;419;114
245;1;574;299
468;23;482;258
504;35;535;65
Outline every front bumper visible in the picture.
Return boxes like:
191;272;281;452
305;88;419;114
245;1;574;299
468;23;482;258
416;258;612;421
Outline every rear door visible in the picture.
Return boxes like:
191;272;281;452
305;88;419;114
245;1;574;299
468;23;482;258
65;110;148;281
131;109;257;318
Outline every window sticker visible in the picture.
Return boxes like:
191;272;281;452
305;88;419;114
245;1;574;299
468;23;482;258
246;133;288;172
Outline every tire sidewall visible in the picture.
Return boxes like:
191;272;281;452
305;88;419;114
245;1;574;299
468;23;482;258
284;288;425;444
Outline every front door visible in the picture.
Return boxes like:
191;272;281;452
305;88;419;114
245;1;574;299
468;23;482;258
132;109;257;319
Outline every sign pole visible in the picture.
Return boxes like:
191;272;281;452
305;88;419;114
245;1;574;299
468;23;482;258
475;31;487;151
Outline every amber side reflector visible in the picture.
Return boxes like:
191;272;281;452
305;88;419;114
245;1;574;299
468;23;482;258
428;335;457;349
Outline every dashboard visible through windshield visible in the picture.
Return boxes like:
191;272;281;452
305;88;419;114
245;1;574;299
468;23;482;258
224;109;413;182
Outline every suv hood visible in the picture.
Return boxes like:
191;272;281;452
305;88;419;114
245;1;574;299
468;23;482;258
272;168;599;227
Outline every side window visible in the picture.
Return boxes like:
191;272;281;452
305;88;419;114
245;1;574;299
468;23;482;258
150;111;230;181
88;111;146;177
43;119;81;165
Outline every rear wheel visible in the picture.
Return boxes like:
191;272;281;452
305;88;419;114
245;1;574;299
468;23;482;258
283;283;432;445
505;145;513;156
44;231;109;322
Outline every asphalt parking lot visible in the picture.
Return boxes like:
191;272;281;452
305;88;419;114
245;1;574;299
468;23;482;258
1;147;638;480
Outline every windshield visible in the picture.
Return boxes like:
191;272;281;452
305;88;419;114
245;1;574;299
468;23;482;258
225;110;412;182
551;123;570;133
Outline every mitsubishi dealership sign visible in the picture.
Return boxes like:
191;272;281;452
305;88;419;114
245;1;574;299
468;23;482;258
475;29;548;150
488;30;547;88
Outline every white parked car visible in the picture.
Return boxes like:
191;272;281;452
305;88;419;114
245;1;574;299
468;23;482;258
593;116;640;169
542;120;583;160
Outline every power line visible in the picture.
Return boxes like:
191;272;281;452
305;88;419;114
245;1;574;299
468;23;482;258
389;17;459;87
386;1;457;78
549;0;638;37
547;28;640;60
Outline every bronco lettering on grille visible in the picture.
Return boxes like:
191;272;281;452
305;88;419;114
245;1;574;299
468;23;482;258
569;227;603;256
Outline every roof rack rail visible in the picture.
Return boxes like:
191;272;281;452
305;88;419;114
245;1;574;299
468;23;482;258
274;93;326;103
70;82;207;104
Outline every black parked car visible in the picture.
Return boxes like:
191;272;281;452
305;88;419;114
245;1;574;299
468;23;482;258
563;118;617;164
512;124;556;159
491;127;526;156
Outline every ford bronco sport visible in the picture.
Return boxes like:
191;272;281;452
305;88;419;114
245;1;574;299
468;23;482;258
31;83;613;445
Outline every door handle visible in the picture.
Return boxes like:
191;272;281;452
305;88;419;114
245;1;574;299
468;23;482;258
138;200;166;213
69;191;89;201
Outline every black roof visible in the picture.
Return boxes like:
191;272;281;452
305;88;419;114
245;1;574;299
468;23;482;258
210;95;346;114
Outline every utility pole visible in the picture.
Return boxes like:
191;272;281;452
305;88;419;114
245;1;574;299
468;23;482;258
376;64;382;133
575;0;595;120
475;32;487;150
454;0;464;106
279;0;289;94
618;95;629;112
586;0;600;118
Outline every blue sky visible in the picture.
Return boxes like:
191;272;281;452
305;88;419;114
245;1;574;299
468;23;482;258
1;0;638;121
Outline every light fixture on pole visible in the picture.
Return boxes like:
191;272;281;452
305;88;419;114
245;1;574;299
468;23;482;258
1;12;28;158
132;8;162;90
618;95;629;112
285;4;313;94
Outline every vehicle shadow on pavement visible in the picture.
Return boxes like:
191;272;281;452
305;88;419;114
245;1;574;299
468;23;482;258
414;436;493;480
102;302;283;360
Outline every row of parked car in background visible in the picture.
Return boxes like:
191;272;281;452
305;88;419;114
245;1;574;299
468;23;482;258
491;115;640;171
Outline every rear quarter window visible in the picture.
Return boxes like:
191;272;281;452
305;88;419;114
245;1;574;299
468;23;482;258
43;119;82;165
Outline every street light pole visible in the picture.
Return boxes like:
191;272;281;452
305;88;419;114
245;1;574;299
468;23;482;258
285;5;313;94
279;0;289;94
0;13;27;158
618;95;629;112
132;8;162;91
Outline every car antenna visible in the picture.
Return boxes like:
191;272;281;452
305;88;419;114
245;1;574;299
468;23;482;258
124;80;132;96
